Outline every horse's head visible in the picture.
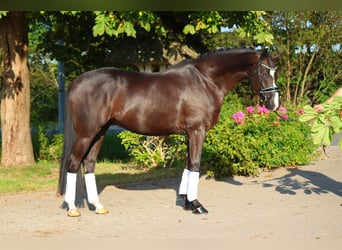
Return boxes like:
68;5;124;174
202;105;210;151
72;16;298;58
250;49;281;111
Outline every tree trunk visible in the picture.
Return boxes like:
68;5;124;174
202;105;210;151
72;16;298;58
299;51;316;101
0;12;35;167
285;31;292;103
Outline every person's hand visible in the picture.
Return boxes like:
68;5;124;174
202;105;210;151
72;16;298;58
313;104;324;112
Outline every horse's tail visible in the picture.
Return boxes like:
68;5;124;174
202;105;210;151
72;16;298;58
58;91;73;196
57;92;84;202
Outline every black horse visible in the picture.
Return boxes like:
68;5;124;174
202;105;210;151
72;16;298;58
58;48;280;217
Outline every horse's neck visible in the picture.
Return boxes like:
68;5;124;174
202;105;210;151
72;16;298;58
196;51;258;95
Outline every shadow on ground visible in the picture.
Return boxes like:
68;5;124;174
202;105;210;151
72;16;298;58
225;168;342;197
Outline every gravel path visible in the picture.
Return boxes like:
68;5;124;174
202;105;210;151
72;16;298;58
0;146;341;239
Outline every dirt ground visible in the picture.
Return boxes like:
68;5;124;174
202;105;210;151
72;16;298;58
0;146;341;240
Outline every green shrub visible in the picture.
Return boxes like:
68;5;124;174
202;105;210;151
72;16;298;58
37;126;63;162
202;98;317;178
97;131;129;162
118;131;186;168
35;127;130;163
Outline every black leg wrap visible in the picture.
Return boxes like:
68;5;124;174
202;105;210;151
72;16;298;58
181;196;208;214
183;199;194;211
189;163;200;172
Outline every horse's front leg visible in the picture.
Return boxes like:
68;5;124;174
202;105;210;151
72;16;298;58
179;128;208;214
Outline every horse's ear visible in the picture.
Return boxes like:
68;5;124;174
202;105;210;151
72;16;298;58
261;49;283;61
261;48;269;57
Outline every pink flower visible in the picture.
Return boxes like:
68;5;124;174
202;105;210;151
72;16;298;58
246;106;254;115
232;111;245;124
257;105;270;114
278;106;287;113
278;106;288;120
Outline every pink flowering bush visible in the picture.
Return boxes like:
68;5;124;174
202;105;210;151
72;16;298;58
278;106;289;119
203;96;316;177
231;111;245;124
256;105;270;114
246;106;254;115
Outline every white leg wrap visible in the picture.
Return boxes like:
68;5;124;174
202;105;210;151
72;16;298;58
85;173;103;210
65;172;77;210
179;169;190;195
187;171;199;202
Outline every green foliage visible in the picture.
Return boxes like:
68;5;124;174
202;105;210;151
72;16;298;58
31;127;130;163
299;96;342;148
29;58;58;123
266;11;342;105
313;81;340;105
183;24;196;35
28;17;59;124
118;131;186;169
183;12;223;35
182;11;274;45
202;96;317;178
91;11;273;45
0;11;8;18
37;126;63;162
33;11;114;82
235;11;274;45
31;11;340;113
93;11;165;38
97;132;129;162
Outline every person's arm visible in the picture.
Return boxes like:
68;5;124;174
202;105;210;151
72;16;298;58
314;88;342;112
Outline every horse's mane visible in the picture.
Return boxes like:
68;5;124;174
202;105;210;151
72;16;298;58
200;46;256;58
167;46;257;71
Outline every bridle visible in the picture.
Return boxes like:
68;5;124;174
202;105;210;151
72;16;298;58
255;62;279;102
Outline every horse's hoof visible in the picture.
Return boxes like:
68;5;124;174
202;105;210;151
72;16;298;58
183;199;208;214
67;208;81;217
192;205;208;214
95;207;109;215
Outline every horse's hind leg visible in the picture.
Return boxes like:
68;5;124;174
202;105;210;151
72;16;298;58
83;131;109;215
65;136;94;217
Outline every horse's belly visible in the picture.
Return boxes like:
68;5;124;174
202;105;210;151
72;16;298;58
114;108;184;136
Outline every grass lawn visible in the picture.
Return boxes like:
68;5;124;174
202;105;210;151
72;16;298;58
0;161;183;196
